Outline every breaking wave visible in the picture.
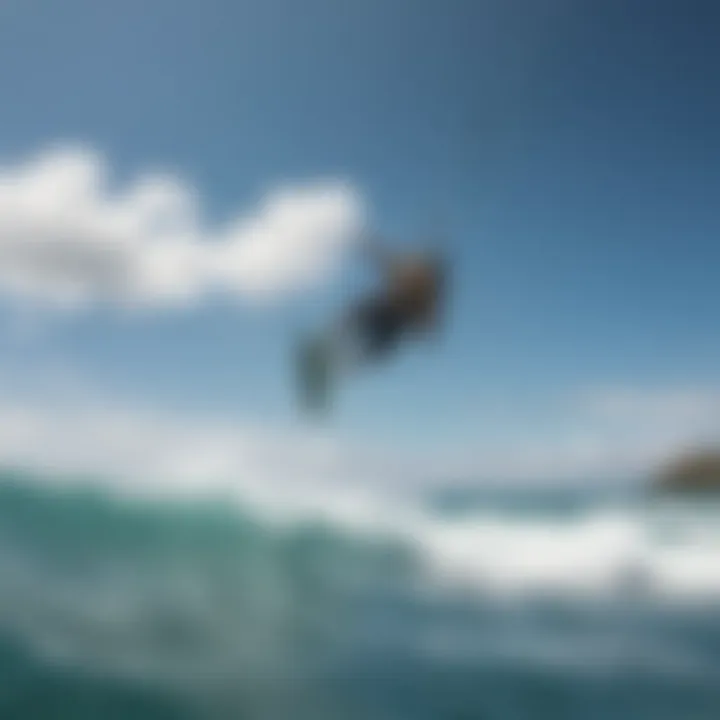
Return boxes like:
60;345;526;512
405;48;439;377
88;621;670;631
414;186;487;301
1;470;720;719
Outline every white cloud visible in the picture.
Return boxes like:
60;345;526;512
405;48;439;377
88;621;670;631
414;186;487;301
438;386;720;484
0;144;365;310
580;385;720;436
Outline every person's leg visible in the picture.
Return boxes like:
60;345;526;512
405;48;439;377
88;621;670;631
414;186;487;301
297;298;406;414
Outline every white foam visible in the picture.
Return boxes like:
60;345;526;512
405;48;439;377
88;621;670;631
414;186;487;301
402;506;720;603
205;478;720;604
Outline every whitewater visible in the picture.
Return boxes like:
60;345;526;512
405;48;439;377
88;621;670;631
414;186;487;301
1;467;720;719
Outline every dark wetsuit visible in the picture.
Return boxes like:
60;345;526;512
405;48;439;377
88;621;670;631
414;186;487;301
346;253;446;363
350;296;408;358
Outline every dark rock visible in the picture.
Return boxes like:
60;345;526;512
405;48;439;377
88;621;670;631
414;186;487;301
654;448;720;494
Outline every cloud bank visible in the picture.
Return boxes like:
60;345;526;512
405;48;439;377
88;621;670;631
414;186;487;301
0;380;717;501
0;145;365;310
434;386;720;485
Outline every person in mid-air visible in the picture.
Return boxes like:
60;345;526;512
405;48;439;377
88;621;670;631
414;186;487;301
297;235;448;414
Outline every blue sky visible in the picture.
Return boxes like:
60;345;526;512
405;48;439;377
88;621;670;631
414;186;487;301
0;0;718;481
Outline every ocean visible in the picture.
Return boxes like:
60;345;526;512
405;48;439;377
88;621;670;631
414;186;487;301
1;471;719;719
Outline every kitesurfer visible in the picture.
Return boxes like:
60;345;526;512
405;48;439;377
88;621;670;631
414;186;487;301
297;235;448;414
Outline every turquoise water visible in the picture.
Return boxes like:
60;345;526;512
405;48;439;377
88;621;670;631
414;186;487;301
1;473;719;719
